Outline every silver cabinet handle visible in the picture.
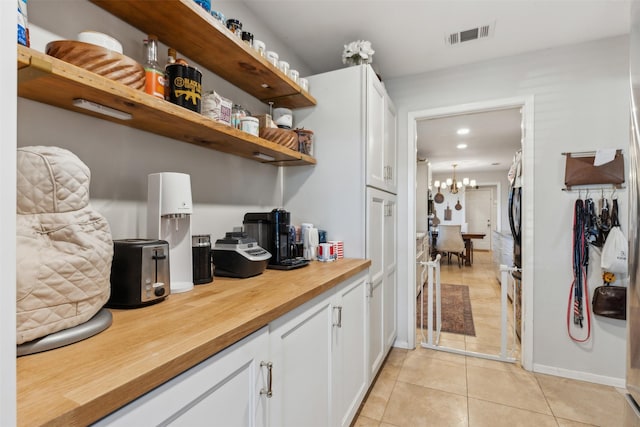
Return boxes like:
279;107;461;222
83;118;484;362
333;306;343;328
260;361;273;398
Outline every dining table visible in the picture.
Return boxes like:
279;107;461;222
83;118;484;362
461;232;486;266
430;230;486;266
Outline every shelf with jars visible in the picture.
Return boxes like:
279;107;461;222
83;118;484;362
90;0;316;109
17;46;316;166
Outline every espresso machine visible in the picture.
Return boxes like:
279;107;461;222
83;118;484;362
147;172;194;293
243;209;308;270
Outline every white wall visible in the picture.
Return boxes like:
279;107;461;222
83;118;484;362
20;0;313;241
432;169;510;233
386;36;629;384
2;0;17;424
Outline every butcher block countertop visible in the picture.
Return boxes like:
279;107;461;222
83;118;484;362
17;258;370;427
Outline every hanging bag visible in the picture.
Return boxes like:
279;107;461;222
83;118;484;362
592;285;626;320
592;271;626;320
600;199;627;274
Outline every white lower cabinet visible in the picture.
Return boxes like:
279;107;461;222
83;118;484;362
269;271;368;427
367;188;397;379
332;274;368;427
93;271;368;427
93;327;270;427
268;292;334;427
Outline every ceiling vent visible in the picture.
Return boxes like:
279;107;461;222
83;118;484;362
446;23;494;46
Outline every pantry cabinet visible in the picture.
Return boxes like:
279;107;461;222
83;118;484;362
93;270;368;427
285;63;398;385
365;68;397;194
367;188;397;378
93;327;270;427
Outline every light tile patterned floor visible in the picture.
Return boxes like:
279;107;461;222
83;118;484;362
353;251;628;427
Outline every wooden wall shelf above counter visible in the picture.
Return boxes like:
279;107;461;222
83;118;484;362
17;46;316;166
90;0;317;109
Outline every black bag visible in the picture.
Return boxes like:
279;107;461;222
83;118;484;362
592;285;626;320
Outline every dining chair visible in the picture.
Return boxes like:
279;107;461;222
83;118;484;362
434;224;465;267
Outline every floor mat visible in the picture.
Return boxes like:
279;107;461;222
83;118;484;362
417;283;476;336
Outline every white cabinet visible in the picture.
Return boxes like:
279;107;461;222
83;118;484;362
384;93;398;194
95;271;369;427
268;270;368;427
384;196;398;349
93;327;269;427
286;64;398;384
366;188;397;378
367;190;386;378
269;293;334;427
366;71;396;193
332;274;368;427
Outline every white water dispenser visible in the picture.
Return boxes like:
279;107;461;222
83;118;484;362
147;172;194;293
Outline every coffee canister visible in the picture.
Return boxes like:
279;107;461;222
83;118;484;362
241;116;259;136
192;235;213;285
166;64;202;113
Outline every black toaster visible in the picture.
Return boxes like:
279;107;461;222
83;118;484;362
107;239;171;308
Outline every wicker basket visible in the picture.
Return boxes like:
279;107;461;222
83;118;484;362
46;40;145;90
259;127;298;151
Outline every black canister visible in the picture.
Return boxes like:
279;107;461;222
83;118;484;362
226;19;242;37
241;31;253;47
165;63;202;113
192;234;213;284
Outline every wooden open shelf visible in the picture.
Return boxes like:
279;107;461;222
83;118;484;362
17;46;316;166
90;0;317;109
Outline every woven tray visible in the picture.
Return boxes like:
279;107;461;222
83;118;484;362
259;127;298;150
46;40;145;90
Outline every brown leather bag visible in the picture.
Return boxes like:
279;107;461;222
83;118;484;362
564;151;625;190
592;285;626;320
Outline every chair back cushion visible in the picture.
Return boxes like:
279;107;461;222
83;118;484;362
435;225;465;252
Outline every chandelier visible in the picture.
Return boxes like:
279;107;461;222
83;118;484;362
433;164;476;194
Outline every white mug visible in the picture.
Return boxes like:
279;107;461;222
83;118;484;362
317;243;335;262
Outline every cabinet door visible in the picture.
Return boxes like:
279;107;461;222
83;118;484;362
366;67;387;192
384;195;398;349
384;96;397;193
93;328;269;427
332;272;368;427
366;188;386;379
269;296;334;427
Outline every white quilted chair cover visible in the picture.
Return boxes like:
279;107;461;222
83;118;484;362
16;146;113;345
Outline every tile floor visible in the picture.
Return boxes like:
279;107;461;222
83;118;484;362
353;251;629;427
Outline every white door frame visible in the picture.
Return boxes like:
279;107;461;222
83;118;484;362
406;96;534;370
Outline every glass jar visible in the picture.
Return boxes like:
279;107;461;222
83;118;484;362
231;104;247;129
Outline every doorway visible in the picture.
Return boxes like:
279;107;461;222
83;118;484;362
407;96;534;369
466;186;495;251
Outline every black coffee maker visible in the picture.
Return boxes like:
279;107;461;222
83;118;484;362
243;209;308;270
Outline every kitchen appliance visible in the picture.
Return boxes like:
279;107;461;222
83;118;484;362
192;234;213;284
147;172;194;293
107;239;170;308
508;149;523;340
212;231;271;278
627;2;640;423
302;224;319;260
243;209;309;270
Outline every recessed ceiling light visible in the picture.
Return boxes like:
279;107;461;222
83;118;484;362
457;128;470;135
456;143;468;149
